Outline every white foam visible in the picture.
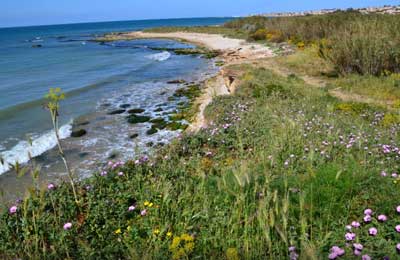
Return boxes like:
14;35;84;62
0;124;72;175
147;51;171;62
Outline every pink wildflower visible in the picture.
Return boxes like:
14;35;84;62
396;225;400;233
363;215;372;223
63;222;72;230
118;172;124;176
345;232;356;241
396;243;400;252
354;250;361;256
364;209;373;215
353;243;363;251
128;205;135;212
351;221;360;228
378;214;387;222
368;227;378;236
362;255;371;260
140;209;147;216
9;205;17;214
397;205;400;213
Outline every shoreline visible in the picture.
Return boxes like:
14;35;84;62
99;31;275;131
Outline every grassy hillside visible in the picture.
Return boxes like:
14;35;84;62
2;60;400;258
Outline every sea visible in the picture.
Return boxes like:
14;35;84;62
0;17;232;200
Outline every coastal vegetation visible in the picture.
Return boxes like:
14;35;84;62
2;12;400;259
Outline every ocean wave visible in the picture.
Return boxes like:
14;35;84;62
0;124;72;175
146;51;171;62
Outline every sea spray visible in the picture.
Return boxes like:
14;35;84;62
0;124;72;175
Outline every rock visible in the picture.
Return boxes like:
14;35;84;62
146;127;158;135
146;142;154;147
167;79;186;84
108;109;126;115
79;152;89;158
76;121;90;126
150;118;167;130
32;44;42;48
128;108;145;114
166;122;188;131
126;114;151;124
120;104;131;109
71;129;87;138
129;133;139;139
154;107;163;112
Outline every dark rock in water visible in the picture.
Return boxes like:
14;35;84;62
108;151;119;159
157;142;165;147
154;107;163;112
166;122;189;131
76;121;90;126
126;114;151;124
150;118;167;130
32;44;42;48
101;103;111;107
167;79;186;84
71;129;87;138
129;133;139;139
120;104;131;109
128;108;145;114
146;142;154;147
160;91;167;95
156;103;167;107
168;96;177;101
108;109;126;115
79;152;89;158
146;127;158;135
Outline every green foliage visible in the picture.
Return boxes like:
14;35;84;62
1;66;400;259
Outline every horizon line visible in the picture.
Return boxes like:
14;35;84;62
0;16;238;30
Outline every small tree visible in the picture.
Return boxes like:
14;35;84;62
45;88;79;205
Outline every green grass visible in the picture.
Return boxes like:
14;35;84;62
2;64;400;259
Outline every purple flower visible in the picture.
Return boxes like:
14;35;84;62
328;253;338;259
364;209;373;215
118;172;124;176
331;246;345;256
140;209;147;216
9;205;17;214
128;205;135;212
396;243;400;252
378;214;388;222
381;171;387;177
392;173;398;178
47;183;55;190
63;222;72;230
353;243;363;251
100;171;107;176
354;250;361;256
396;225;400;233
288;246;296;252
363;215;372;223
396;205;400;213
369;227;378;236
362;255;371;260
345;232;356;241
351;221;360;228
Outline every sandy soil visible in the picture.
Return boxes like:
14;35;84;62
112;31;275;131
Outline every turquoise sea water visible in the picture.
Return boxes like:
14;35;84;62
0;18;232;177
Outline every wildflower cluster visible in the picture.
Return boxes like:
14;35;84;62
169;233;195;260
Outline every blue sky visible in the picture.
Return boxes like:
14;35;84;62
1;0;399;27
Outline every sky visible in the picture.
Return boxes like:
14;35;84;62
1;0;399;28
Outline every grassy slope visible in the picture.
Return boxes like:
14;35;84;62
2;15;400;258
2;58;400;258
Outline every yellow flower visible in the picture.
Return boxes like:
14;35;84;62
226;248;240;260
114;228;122;235
181;233;193;242
184;242;194;252
166;231;173;238
169;237;181;250
148;202;154;207
153;229;160;235
126;226;132;232
144;201;150;206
